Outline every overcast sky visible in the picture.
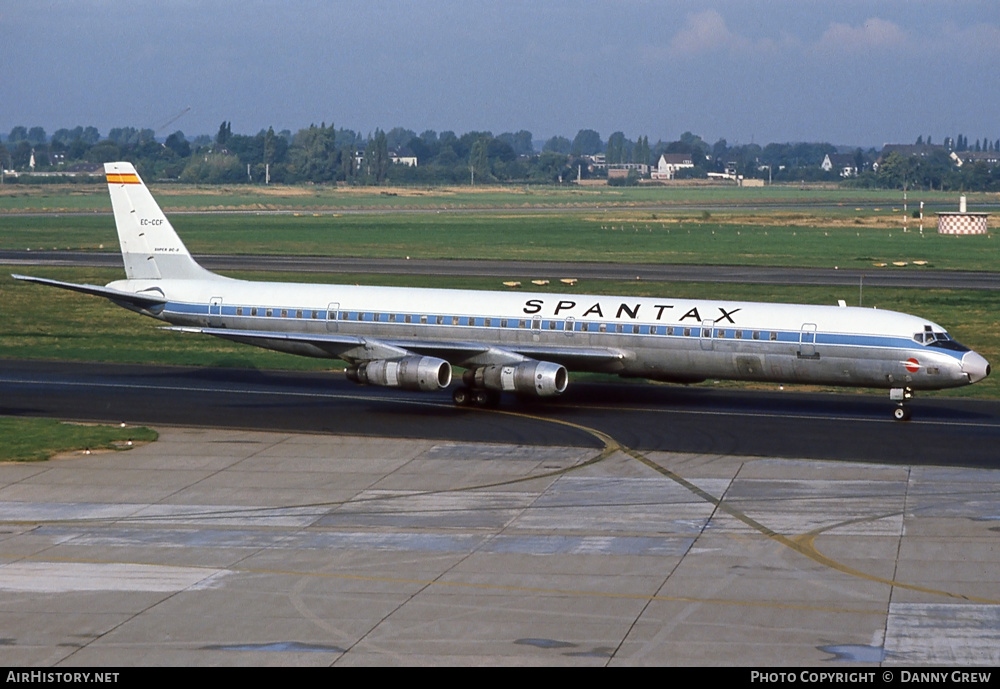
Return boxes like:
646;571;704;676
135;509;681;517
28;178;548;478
3;1;998;148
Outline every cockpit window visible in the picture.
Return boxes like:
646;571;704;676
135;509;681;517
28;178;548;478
913;326;970;352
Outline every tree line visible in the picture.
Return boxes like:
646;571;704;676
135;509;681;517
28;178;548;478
4;122;1000;191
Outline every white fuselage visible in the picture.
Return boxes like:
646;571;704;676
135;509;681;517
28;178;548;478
109;274;987;391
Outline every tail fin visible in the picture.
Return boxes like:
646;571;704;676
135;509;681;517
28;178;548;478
105;161;214;281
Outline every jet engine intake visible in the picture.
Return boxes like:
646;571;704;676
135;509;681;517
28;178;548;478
463;361;568;397
347;356;452;392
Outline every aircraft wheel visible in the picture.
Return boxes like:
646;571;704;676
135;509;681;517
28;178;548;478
452;387;471;406
893;405;911;422
471;389;499;408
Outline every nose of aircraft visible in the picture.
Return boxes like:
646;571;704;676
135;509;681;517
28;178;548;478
962;351;991;383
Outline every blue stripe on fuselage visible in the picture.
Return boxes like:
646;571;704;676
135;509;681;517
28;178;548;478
159;300;966;360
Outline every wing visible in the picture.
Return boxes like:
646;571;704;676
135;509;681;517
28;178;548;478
164;326;628;371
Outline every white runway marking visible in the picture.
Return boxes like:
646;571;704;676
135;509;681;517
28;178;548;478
0;561;228;593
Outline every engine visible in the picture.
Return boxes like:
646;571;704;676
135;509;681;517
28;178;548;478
346;356;452;392
463;361;568;397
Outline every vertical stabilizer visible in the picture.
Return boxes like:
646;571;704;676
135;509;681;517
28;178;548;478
104;161;213;280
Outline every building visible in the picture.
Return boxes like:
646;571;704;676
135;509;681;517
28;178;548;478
650;153;694;180
937;196;989;235
820;153;858;177
873;144;947;171
950;151;1000;168
390;148;418;167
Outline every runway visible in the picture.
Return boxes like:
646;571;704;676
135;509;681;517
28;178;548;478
2;360;999;665
4;250;1000;290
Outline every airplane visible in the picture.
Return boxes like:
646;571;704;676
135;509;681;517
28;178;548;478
13;161;991;421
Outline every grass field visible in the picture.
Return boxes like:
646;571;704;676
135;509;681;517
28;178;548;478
2;180;997;213
3;207;999;271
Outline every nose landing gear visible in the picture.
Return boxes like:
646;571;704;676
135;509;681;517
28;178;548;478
890;387;913;421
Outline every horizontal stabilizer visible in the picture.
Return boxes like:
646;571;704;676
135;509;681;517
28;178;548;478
12;274;167;309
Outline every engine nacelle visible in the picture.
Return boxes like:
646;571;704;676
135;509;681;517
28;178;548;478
347;356;452;392
463;361;568;397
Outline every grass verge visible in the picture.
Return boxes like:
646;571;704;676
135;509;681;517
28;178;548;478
0;417;158;462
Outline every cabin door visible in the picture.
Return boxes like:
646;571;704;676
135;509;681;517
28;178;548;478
700;319;715;350
798;323;818;358
209;297;223;327
327;302;340;332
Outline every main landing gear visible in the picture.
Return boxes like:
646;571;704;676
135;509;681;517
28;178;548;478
890;386;913;422
452;386;501;408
